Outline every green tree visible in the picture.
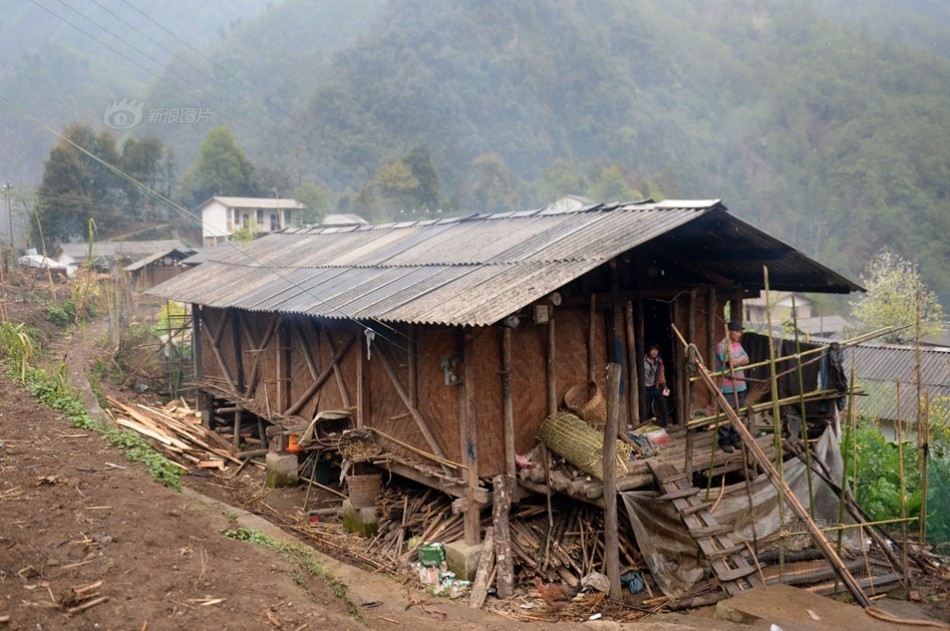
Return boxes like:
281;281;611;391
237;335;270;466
120;135;164;222
34;123;125;249
293;181;330;225
179;127;259;206
375;158;420;211
586;165;642;203
538;159;587;204
849;249;945;343
471;153;521;212
404;145;442;210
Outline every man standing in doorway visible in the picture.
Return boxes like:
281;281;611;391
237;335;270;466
716;321;749;452
643;343;670;427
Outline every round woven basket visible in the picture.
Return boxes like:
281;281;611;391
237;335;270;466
564;380;607;429
347;472;382;508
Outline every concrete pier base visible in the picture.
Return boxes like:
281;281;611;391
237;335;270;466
341;499;379;538
265;452;298;488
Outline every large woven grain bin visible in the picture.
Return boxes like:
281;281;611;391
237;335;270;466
538;410;631;481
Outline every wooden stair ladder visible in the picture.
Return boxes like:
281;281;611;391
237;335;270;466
648;461;763;597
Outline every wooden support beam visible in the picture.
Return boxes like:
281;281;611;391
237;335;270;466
356;328;369;429
192;304;203;393
502;327;515;479
604;363;622;601
546;317;557;416
293;319;320;380
492;474;514;598
232;310;245;394
275;316;291;414
461;328;481;546
610;261;627;425
408;324;418;409
196;308;238;394
284;333;355;417
587;294;596;384
377;343;451;468
625;300;640;427
318;321;352;410
244;316;280;400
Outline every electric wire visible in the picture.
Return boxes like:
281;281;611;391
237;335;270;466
0;93;413;355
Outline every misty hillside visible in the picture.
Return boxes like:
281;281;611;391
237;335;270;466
0;0;271;184
1;0;948;302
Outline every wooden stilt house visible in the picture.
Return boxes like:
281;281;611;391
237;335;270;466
148;199;861;544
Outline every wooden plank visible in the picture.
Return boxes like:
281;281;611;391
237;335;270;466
625;300;640;426
705;544;746;560
716;564;757;582
688;524;735;538
275;316;291;414
656;488;699;501
681;502;714;516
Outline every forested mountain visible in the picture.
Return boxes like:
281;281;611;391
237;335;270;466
3;0;948;303
0;0;271;184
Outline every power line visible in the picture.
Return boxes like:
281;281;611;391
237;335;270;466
0;93;410;354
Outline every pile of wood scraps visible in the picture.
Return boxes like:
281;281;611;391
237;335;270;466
106;397;241;471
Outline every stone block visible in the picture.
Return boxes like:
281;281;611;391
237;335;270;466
445;539;484;581
342;499;379;538
265;452;298;488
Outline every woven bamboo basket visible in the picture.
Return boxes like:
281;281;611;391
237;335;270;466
538;410;632;481
563;380;607;429
338;428;381;463
347;471;382;508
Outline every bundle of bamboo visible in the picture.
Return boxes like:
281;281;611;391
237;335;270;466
539;411;632;480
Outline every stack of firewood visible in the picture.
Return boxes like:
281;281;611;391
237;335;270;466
106;397;240;470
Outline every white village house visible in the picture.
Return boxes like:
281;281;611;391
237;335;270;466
198;196;303;247
198;196;369;247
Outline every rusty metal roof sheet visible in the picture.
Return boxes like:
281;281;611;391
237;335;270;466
148;200;860;326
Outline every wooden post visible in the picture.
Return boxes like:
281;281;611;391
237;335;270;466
604;363;622;601
634;254;646;421
357;329;370;429
468;526;495;608
492;474;514;598
547;318;557;416
276;316;291;415
707;287;718;396
610;261;627;424
232;408;242;449
408;324;418;410
502;327;515;479
232;310;245;395
588;294;597;384
192;303;203;391
625;300;640;427
672;295;686;426
687;288;697;423
461;328;480;545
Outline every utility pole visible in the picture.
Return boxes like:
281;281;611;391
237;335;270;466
2;182;11;246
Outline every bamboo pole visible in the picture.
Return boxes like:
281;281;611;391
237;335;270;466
604;363;622;601
920;390;930;543
836;355;857;595
671;323;871;608
764;269;786;582
694;326;901;381
896;380;910;591
791;295;816;517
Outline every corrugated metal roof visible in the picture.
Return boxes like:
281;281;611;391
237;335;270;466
148;200;860;327
845;343;950;422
